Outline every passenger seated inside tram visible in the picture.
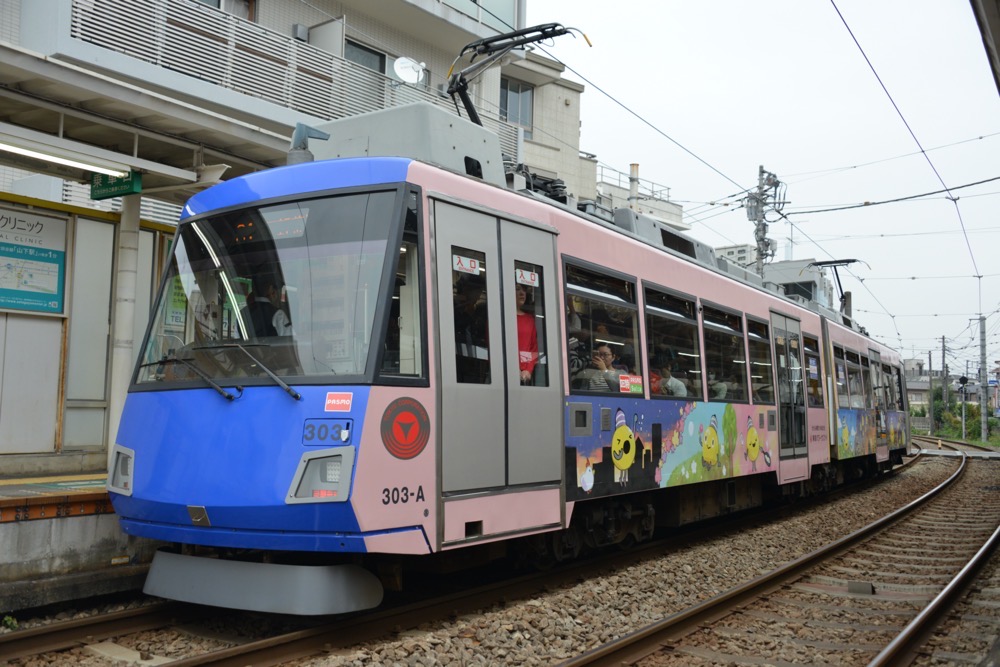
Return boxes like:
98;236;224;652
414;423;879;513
572;343;623;391
709;372;727;399
659;365;687;397
720;373;743;401
755;385;774;403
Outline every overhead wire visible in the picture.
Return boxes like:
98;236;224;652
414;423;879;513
301;0;993;355
782;131;1000;183
801;225;1000;242
830;0;981;286
783;175;1000;216
533;44;748;193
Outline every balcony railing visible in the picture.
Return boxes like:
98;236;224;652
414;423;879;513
596;164;674;203
68;0;517;156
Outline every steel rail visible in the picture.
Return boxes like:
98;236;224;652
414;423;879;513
558;453;967;667
0;602;187;662
913;434;995;452
868;509;1000;666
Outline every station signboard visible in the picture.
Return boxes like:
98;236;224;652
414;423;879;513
91;171;142;200
0;207;66;314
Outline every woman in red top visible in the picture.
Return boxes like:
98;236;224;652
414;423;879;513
515;283;538;384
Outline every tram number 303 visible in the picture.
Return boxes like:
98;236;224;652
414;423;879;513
382;486;425;504
302;419;351;444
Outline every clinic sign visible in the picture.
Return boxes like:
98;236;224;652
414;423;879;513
0;208;66;314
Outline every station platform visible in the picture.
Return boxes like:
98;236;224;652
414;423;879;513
0;473;158;613
0;473;110;522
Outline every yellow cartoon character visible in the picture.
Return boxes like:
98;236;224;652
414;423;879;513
701;414;720;470
610;408;637;485
744;416;760;471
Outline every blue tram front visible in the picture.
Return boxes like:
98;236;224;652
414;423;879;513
108;158;429;613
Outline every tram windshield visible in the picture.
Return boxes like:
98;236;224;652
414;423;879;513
135;188;419;386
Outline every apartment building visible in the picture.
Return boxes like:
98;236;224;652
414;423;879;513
0;0;599;474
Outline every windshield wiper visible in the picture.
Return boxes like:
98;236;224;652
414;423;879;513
224;343;302;401
142;356;240;401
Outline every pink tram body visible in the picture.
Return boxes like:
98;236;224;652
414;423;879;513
110;104;907;614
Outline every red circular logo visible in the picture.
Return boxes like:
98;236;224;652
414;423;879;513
380;397;430;459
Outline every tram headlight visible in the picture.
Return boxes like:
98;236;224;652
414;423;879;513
286;447;355;504
322;458;342;483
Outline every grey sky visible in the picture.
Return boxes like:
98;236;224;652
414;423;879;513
527;1;1000;375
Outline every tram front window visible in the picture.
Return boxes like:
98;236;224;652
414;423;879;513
136;190;408;385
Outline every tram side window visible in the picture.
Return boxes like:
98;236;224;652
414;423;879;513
746;319;774;404
514;261;548;387
701;306;748;402
872;361;892;410
844;351;865;408
452;247;490;384
860;356;875;409
803;334;824;408
834;346;850;408
565;264;641;394
893;367;905;410
380;194;423;378
869;358;884;411
644;288;699;398
882;364;896;410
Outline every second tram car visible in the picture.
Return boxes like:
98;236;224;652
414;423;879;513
108;102;908;614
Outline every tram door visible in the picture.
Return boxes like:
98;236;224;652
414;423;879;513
433;200;562;494
869;349;889;460
771;313;807;459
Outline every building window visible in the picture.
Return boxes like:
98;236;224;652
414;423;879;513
345;40;387;74
194;0;254;20
500;78;533;140
783;282;814;301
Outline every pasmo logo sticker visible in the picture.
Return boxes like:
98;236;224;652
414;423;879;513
325;392;353;412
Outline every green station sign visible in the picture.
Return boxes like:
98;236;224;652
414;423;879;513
90;170;142;200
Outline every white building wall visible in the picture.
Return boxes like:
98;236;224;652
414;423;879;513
0;0;19;45
522;78;589;200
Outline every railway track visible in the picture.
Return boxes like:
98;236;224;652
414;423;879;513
0;445;967;666
0;602;197;663
912;434;997;454
561;451;1000;666
2;533;725;666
